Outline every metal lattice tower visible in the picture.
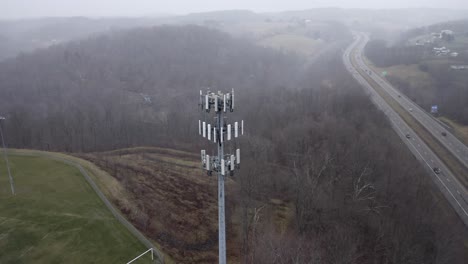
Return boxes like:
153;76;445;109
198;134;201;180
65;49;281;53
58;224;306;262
198;89;243;264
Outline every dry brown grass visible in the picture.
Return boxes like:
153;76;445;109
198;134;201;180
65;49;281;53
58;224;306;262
78;147;241;263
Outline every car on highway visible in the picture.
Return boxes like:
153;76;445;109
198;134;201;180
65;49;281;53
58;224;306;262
405;134;411;139
398;95;401;98
441;132;447;136
433;167;441;174
409;108;413;112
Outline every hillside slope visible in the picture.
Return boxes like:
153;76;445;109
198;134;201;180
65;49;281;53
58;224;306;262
0;154;147;263
0;25;300;152
78;147;233;263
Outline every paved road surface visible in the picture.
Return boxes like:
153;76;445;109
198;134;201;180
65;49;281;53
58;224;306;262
353;34;468;169
343;34;468;226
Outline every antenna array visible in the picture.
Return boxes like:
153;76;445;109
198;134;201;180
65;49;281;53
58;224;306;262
198;89;243;264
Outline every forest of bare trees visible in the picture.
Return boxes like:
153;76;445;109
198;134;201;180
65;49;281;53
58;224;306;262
0;25;466;263
234;52;467;263
0;25;300;151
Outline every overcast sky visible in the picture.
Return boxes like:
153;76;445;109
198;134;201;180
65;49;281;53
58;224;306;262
3;0;468;19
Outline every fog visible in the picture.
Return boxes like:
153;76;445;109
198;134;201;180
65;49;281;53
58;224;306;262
3;0;468;18
2;0;468;262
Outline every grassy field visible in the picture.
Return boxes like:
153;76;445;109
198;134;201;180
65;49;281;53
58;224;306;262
376;64;434;88
78;147;223;263
259;33;324;56
78;147;292;263
0;154;149;263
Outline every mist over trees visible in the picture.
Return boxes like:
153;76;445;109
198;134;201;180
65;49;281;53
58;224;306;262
0;25;300;152
364;39;425;67
0;24;466;263
235;53;467;263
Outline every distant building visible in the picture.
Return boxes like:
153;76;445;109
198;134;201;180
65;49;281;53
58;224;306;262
441;30;454;36
440;30;455;41
433;46;451;56
140;93;152;104
450;65;468;70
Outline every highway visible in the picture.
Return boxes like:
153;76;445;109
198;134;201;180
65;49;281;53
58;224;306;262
343;34;468;226
353;34;468;170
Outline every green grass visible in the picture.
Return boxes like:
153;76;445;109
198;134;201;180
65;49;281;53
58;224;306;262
0;155;148;263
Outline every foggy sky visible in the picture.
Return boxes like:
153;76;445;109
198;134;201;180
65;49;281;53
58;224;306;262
3;0;468;19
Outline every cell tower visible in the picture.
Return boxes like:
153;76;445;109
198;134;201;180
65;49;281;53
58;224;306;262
198;89;243;264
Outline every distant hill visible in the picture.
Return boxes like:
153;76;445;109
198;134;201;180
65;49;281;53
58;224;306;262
399;19;468;42
3;8;468;61
0;25;300;151
275;8;468;27
0;16;170;61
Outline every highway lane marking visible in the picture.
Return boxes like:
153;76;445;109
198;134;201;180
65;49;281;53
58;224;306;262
357;47;468;163
345;47;468;219
397;124;468;217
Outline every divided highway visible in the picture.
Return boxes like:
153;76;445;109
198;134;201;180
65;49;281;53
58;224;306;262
354;34;468;170
343;34;468;226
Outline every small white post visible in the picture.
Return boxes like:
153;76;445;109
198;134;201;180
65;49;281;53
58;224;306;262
223;95;227;112
202;122;206;138
230;155;235;170
231;89;234;110
221;159;225;175
234;122;238;138
214;127;217;143
220;127;224;143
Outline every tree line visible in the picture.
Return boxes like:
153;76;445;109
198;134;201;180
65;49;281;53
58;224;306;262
0;25;466;263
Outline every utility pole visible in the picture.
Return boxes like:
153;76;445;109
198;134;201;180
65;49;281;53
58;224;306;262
199;89;243;264
0;116;14;195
